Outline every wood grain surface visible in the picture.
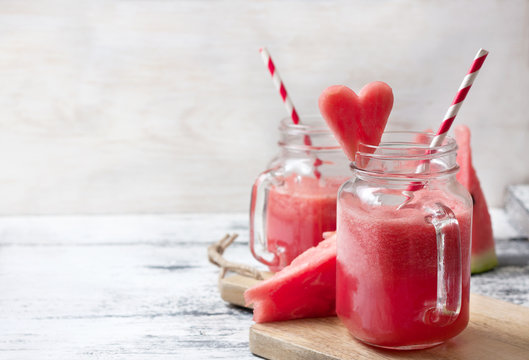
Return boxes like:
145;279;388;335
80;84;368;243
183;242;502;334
220;273;272;308
0;211;527;359
0;213;261;359
221;272;529;359
250;294;529;360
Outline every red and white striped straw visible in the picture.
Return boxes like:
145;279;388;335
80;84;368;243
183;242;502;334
259;47;300;124
259;47;323;178
428;48;488;149
399;48;489;206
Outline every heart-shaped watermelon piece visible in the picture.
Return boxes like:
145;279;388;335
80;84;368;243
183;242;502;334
318;82;394;161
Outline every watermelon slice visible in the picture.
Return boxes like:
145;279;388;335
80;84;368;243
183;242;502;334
244;233;337;323
455;125;498;274
318;82;394;161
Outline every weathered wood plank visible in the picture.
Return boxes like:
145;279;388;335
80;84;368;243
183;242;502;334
0;212;527;359
0;213;260;359
0;244;259;358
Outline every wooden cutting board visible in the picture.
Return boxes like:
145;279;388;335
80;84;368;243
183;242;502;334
220;274;529;360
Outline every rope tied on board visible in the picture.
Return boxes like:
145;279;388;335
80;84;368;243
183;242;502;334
207;234;266;282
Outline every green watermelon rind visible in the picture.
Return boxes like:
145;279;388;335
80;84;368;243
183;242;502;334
471;247;498;274
455;125;498;275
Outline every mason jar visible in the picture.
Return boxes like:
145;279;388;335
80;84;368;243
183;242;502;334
336;131;472;349
250;115;349;272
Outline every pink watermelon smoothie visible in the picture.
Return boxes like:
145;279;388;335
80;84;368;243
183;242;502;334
337;192;472;348
265;175;346;272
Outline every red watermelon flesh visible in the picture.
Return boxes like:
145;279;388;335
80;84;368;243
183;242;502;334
244;233;337;323
318;82;394;161
455;125;498;274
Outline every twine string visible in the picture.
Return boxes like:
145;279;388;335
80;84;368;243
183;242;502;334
207;234;266;281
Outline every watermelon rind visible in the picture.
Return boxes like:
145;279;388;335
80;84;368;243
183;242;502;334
471;248;498;274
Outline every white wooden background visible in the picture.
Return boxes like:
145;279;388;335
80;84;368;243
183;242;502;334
0;0;527;214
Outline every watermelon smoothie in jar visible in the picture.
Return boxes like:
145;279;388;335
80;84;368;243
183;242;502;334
336;131;472;350
250;115;349;272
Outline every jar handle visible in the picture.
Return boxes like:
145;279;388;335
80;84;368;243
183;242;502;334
249;169;282;267
423;202;462;327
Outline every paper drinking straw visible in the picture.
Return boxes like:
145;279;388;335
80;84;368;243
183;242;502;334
260;47;300;124
427;48;488;148
259;47;322;178
399;48;489;207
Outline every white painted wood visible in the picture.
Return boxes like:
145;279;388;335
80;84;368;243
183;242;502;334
0;211;527;358
0;0;526;214
0;213;259;359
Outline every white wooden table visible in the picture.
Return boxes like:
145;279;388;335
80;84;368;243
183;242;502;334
0;211;528;359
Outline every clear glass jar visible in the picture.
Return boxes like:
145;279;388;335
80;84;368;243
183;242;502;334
336;131;472;350
250;115;349;272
